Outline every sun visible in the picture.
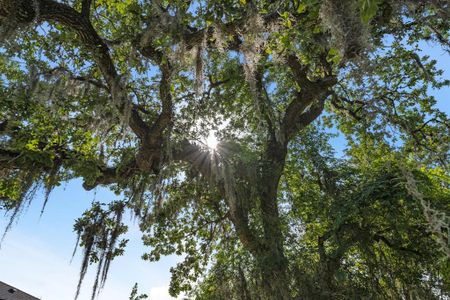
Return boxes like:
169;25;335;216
205;131;219;150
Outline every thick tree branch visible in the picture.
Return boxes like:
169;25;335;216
0;144;139;192
137;11;279;57
0;0;175;172
4;0;150;138
82;159;138;190
81;0;93;19
282;55;336;141
373;234;422;256
136;61;173;171
0;148;19;162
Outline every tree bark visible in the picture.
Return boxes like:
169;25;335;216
257;248;290;300
261;153;290;298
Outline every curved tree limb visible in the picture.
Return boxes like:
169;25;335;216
0;0;174;171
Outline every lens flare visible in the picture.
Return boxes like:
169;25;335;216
206;131;218;150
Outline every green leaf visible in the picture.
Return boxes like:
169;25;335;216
297;3;307;14
360;0;380;23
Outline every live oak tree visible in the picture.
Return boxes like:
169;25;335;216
0;0;449;299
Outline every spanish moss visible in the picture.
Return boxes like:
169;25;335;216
73;201;128;300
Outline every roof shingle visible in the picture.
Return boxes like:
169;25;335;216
0;282;40;300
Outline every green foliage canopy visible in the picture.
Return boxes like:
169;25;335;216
0;0;449;299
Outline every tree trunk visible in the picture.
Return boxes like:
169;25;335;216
257;200;290;299
257;249;290;300
221;131;291;299
257;141;291;300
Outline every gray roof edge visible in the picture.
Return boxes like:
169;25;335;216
0;281;41;300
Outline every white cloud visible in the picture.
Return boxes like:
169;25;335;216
149;286;175;300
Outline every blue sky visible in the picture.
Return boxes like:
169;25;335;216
0;41;448;300
0;179;182;300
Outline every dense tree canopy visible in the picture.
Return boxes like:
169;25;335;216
0;0;449;299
